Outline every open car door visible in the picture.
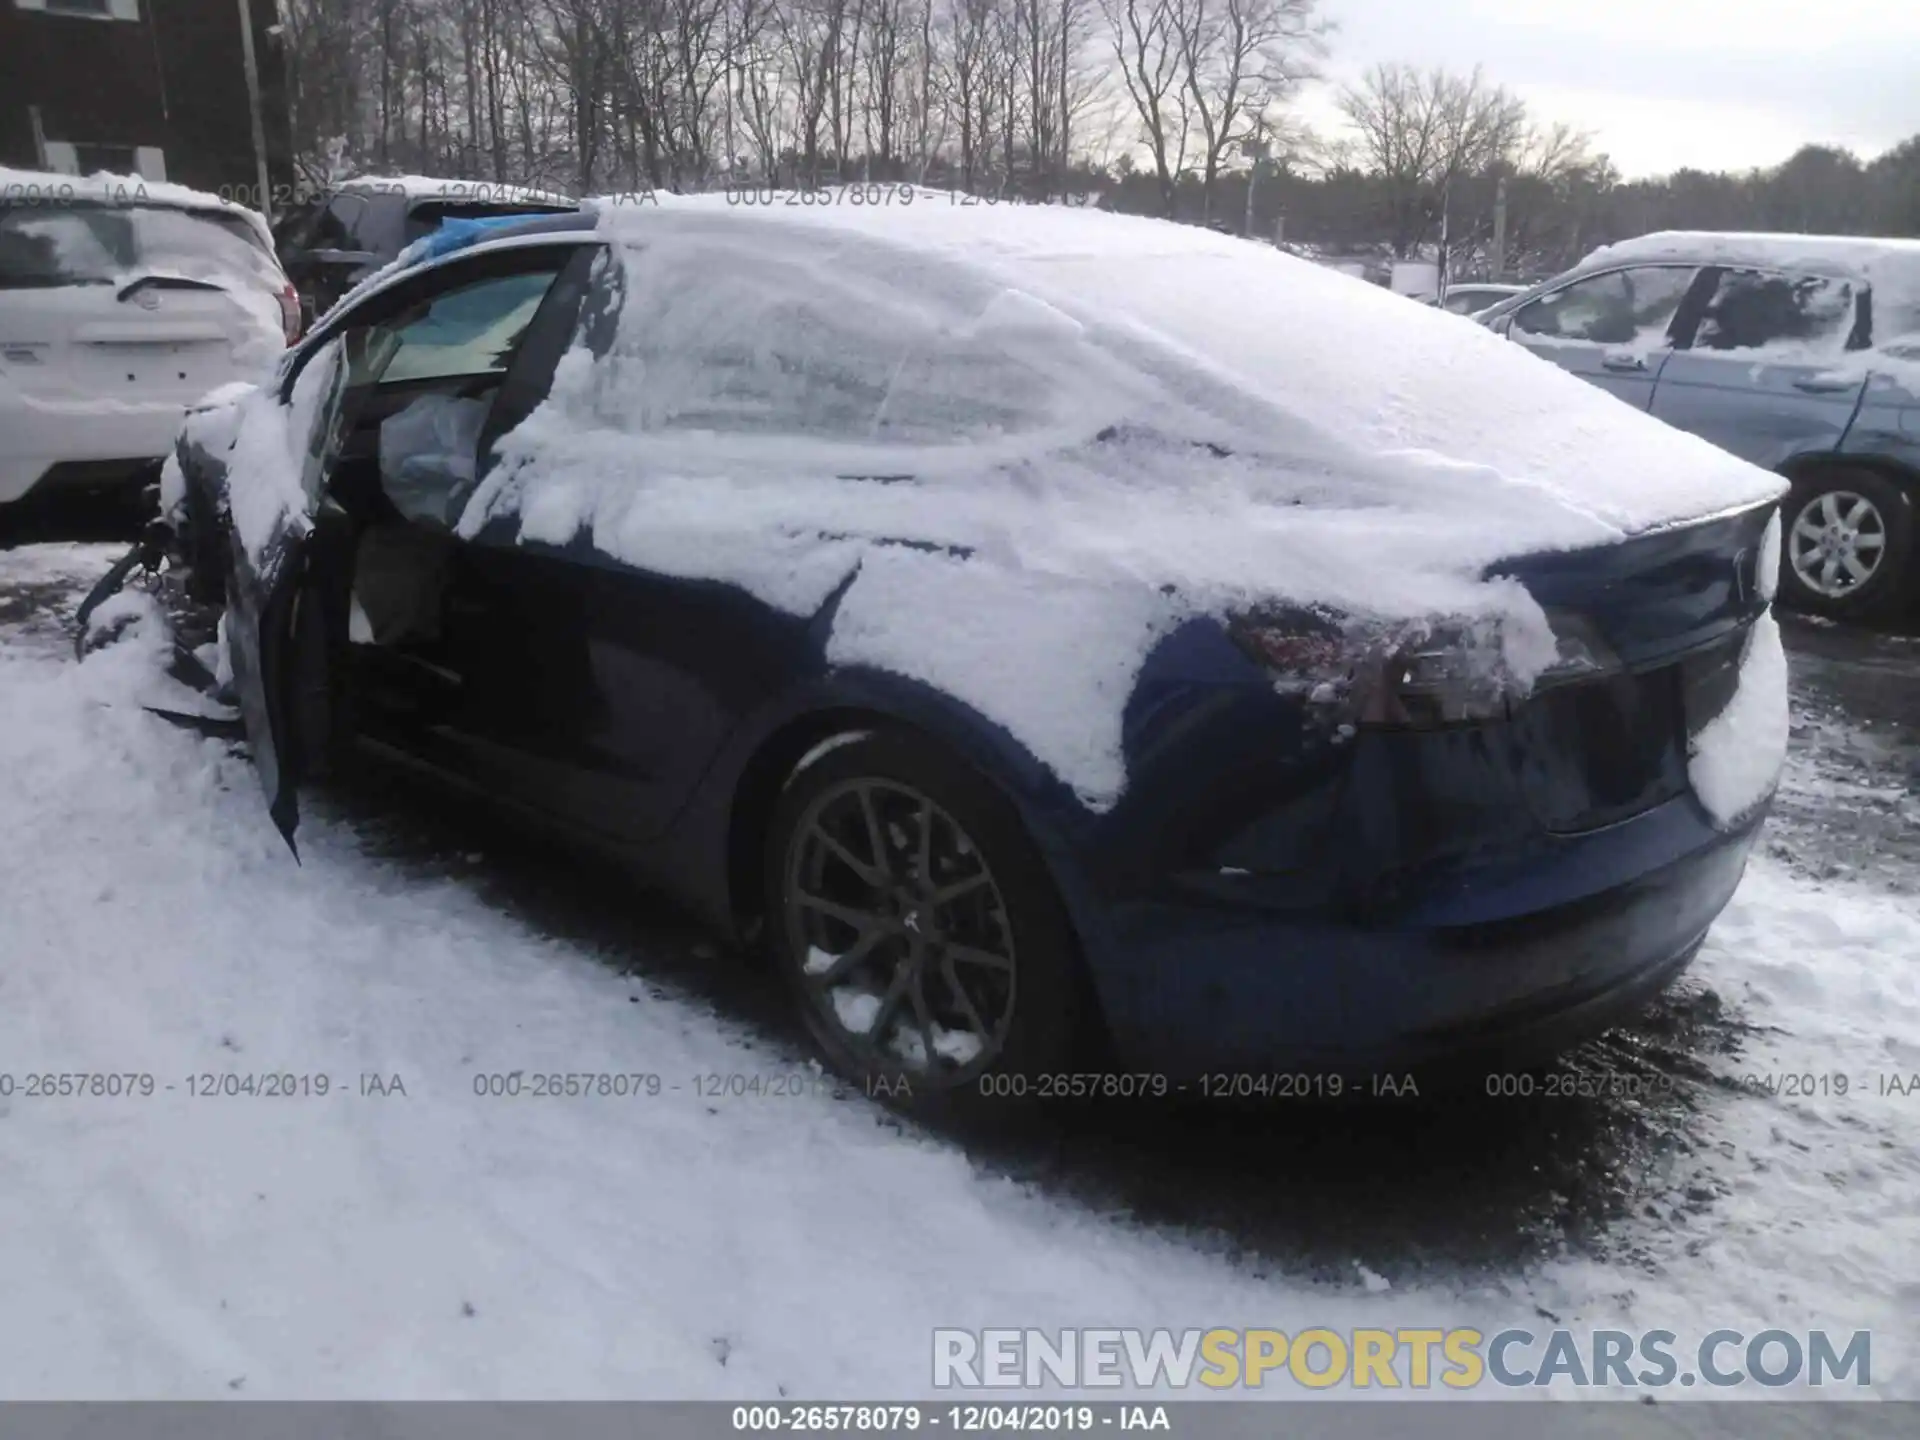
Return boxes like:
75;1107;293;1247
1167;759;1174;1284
223;327;399;851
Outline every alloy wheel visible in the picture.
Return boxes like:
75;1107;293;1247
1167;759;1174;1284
781;777;1018;1085
1789;490;1888;599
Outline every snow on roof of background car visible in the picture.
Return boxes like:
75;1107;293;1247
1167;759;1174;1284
336;174;576;206
0;165;272;246
1580;230;1920;274
1580;230;1920;342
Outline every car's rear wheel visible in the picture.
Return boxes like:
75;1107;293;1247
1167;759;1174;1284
1778;469;1914;622
763;730;1083;1111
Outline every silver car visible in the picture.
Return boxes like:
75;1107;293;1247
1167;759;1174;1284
1478;233;1920;622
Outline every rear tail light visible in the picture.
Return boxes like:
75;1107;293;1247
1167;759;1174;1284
1227;607;1620;730
278;282;303;344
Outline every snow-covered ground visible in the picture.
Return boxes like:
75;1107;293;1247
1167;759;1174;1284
1;543;1916;1402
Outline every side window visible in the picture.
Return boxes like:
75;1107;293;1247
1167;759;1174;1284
1688;269;1856;356
282;261;567;532
1512;267;1694;346
373;270;559;385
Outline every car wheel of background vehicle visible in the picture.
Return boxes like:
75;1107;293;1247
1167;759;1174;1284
763;729;1084;1112
1777;469;1914;623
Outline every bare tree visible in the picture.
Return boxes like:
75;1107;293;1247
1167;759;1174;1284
1176;0;1323;222
1101;0;1187;215
1336;63;1526;255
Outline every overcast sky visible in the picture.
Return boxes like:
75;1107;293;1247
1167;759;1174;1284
1299;0;1920;178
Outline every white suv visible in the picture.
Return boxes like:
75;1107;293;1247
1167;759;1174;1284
0;167;298;511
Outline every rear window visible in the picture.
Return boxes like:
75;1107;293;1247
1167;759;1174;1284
0;203;280;293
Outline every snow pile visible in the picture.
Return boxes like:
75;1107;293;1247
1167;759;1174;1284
452;199;1782;804
1688;611;1789;828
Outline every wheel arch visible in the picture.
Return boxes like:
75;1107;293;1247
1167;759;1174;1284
718;694;1119;1061
724;696;1077;929
1777;451;1920;507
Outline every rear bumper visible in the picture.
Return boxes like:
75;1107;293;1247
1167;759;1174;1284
1084;797;1765;1079
0;391;189;504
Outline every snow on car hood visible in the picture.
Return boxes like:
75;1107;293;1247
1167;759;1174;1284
222;196;1792;810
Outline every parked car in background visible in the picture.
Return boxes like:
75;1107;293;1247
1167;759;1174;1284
272;176;579;325
0;166;296;515
100;196;1787;1105
1440;282;1526;316
1478;232;1920;622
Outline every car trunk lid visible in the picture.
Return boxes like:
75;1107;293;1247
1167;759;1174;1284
1493;501;1777;834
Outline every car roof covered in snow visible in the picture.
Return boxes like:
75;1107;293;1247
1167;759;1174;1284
335;174;577;207
1578;231;1920;342
0;165;273;247
584;189;1782;541
1579;230;1920;278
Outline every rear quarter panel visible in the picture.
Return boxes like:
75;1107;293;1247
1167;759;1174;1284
1839;368;1920;475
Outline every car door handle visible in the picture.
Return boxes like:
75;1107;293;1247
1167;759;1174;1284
1600;350;1647;372
1792;375;1856;394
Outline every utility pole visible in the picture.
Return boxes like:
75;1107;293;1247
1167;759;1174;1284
1241;131;1269;239
236;0;274;222
1492;175;1509;279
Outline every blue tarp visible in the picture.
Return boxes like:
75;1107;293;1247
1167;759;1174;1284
399;213;545;267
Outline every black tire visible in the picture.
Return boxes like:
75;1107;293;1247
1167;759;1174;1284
1777;469;1915;623
763;729;1085;1114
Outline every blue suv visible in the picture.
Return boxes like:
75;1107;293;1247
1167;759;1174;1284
1479;233;1920;622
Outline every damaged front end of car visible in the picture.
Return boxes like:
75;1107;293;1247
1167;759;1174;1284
72;401;250;735
72;376;342;855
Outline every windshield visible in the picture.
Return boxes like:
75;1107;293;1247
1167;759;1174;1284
0;203;280;293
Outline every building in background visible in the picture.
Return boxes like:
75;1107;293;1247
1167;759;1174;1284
0;0;292;214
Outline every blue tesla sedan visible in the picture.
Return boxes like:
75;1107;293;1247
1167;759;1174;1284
126;193;1789;1105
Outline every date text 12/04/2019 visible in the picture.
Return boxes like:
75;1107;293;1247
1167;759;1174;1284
0;1072;405;1098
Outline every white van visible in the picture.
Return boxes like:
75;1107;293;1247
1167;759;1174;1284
0;167;297;510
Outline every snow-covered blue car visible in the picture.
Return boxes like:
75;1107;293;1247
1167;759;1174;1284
133;194;1790;1104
